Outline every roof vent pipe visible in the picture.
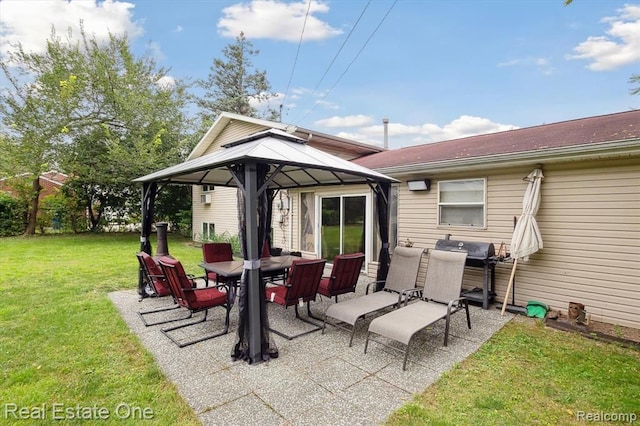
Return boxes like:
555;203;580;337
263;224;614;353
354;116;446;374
382;117;389;149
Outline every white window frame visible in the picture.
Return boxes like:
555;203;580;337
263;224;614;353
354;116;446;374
202;222;215;240
201;184;214;192
437;178;487;228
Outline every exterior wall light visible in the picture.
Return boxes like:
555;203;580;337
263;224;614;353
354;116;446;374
407;179;431;191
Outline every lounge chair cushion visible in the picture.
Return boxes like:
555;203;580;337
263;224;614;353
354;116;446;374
324;291;404;326
368;301;448;345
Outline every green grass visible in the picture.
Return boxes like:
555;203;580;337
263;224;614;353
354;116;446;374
0;233;202;425
386;319;640;425
2;234;639;425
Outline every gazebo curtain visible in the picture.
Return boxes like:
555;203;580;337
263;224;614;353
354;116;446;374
138;182;158;297
231;163;278;363
374;182;391;290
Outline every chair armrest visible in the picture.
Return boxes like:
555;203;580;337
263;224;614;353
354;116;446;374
365;280;385;295
183;282;228;292
400;288;423;306
445;296;468;313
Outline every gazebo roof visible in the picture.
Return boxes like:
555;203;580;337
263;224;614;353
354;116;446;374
134;128;397;189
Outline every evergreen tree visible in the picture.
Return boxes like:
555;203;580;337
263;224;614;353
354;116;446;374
197;32;278;124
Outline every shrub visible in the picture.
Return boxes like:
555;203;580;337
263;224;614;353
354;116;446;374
0;191;27;236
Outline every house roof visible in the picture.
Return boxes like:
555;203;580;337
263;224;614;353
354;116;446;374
354;110;640;174
188;112;385;160
136;128;397;189
0;170;68;185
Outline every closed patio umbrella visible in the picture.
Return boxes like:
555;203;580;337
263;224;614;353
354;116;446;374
501;168;544;315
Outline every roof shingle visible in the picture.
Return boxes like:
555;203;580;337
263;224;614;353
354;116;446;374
354;110;640;169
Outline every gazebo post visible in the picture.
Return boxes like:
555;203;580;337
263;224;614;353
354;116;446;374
244;161;263;363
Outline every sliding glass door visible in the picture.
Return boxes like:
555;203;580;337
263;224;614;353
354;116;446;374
320;195;366;260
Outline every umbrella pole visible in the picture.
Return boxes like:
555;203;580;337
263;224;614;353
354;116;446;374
501;259;518;316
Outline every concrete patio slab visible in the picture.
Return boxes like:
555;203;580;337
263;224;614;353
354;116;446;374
109;271;513;425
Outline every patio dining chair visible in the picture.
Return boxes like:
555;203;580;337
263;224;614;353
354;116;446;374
317;252;365;302
322;246;425;346
364;249;470;370
158;256;231;347
136;252;193;326
202;242;234;285
265;258;326;340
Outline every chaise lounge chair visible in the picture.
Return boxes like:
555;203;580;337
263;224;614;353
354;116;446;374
364;249;469;370
322;246;425;346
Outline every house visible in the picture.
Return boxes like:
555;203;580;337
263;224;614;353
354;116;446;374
190;110;640;329
354;110;640;329
0;170;68;198
189;112;384;260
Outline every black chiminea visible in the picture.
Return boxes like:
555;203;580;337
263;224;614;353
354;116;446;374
155;222;170;258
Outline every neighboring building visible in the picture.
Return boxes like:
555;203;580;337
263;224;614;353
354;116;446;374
0;170;68;198
189;110;640;329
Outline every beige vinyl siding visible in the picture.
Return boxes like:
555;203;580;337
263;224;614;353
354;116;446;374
395;159;640;328
192;186;239;240
193;121;274;240
528;159;639;328
202;122;268;155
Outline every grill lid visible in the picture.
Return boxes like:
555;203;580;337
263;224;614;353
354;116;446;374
434;239;495;260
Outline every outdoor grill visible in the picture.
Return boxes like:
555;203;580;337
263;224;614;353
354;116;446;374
434;238;497;309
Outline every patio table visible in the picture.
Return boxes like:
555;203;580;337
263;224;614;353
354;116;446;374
199;254;297;289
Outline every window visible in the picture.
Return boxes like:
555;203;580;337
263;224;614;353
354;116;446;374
202;185;214;192
202;222;215;240
320;195;366;260
438;179;486;227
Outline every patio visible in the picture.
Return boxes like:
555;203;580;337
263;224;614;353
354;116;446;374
110;271;513;425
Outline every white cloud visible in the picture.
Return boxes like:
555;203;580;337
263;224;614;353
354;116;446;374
156;75;176;90
217;0;342;41
146;41;165;61
315;114;374;127
319;115;518;148
174;25;184;33
0;0;143;57
498;56;555;75
567;4;640;71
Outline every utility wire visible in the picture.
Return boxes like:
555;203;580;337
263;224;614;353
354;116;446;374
293;0;398;125
307;1;372;102
281;0;312;121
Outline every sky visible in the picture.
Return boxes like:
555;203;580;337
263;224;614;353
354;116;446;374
1;0;639;149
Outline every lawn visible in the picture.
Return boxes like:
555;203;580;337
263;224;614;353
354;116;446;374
1;233;639;425
387;318;640;425
0;233;203;424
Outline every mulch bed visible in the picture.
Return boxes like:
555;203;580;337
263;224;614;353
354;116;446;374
544;316;640;350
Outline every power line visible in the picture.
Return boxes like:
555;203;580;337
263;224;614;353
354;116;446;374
281;0;312;121
307;1;372;102
293;0;398;125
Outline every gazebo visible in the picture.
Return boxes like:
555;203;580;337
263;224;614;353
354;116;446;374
134;128;398;364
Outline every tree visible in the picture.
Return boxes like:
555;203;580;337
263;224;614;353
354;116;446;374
196;32;278;124
0;29;83;234
1;25;194;233
57;29;194;231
